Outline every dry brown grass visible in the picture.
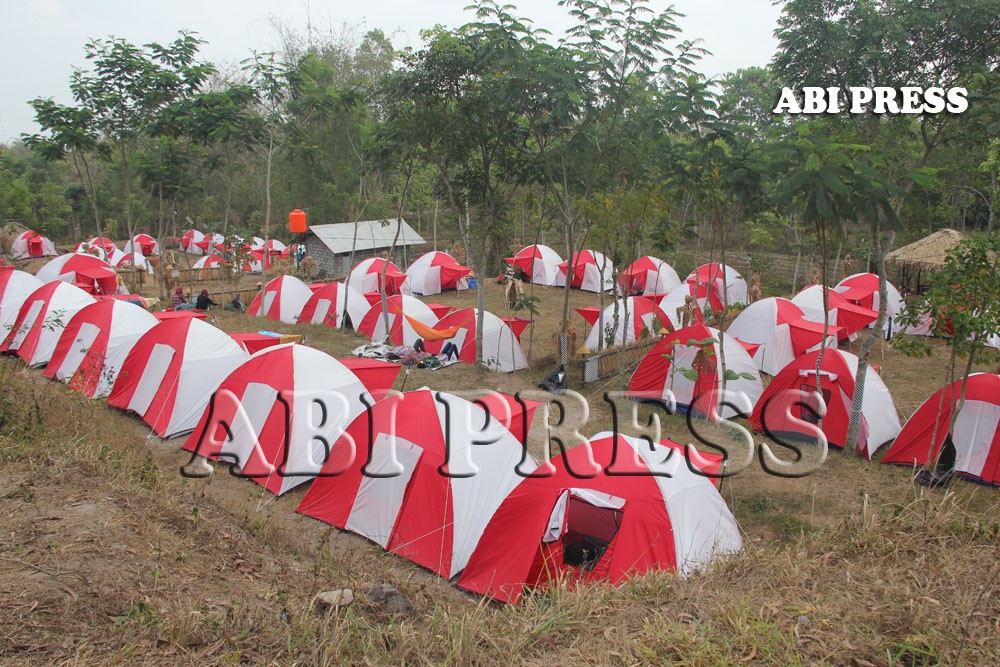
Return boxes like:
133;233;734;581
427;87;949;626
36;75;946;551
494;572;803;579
2;270;999;665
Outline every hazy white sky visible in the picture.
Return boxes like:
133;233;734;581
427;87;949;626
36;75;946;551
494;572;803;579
0;0;783;142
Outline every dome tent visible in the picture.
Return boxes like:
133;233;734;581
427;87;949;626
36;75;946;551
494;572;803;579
246;275;314;325
0;269;44;334
555;250;615;293
182;344;375;496
10;231;56;259
504;244;563;286
36;254;119;295
457;432;741;604
748;348;900;459
881;373;1000;486
348;258;411;295
791;285;878;340
628;324;763;420
724;297;841;375
583;296;672;351
423;307;528;372
107;317;250;438
356;294;438;346
405;251;472;295
620;256;681;295
834;272;903;337
297;389;535;579
44;299;159;398
686;263;748;311
298;281;370;329
0;281;96;367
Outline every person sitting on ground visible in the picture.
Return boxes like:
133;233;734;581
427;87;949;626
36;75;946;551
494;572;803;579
441;341;460;361
225;293;245;312
171;286;188;309
195;289;217;310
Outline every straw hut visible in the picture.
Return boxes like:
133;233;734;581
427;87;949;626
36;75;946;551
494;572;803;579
886;228;967;294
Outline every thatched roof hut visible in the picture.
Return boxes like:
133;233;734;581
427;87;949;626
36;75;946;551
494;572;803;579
887;228;968;293
887;228;967;271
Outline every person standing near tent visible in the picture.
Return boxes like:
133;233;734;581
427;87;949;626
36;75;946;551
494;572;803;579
195;289;217;310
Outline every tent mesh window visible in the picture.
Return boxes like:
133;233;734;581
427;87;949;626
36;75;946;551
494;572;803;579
798;384;831;424
561;497;623;571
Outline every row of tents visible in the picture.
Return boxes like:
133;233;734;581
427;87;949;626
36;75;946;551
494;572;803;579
249;261;529;372
0;263;745;602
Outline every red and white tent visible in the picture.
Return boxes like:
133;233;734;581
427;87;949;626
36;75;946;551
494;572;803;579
123;234;160;256
44;300;158;398
791;285;879;340
195;233;225;253
423;308;528;372
405;251;472;295
348;258;411;295
182;344;372;495
628;324;763;419
115;251;153;275
280;244;301;260
357;294;438;346
259;239;286;255
620;256;681;295
556;250;615;293
881;374;1000;486
0;282;95;367
297;389;535;578
583;297;672;351
107;317;250;438
504;244;563;286
457;432;741;603
0;270;43;333
725;297;842;375
247;275;314;324
36;254;119;295
73;240;109;261
10;231;56;259
298;281;370;329
748;348;900;458
834;272;903;336
84;237;117;256
192;254;224;269
178;230;206;254
686;263;748;311
658;281;711;329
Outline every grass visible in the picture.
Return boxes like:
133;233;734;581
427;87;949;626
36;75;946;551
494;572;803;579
1;259;1000;664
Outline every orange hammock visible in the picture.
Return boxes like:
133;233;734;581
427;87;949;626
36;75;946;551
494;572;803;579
405;315;462;341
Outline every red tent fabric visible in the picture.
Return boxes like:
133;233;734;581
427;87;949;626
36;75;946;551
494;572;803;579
229;332;287;354
247;275;314;324
182;344;373;495
575;307;602;326
748;348;900;458
881;373;1000;486
422;307;528;372
556;250;615;293
457;432;741;603
337;358;402;401
685;263;748;311
296;389;534;579
500;317;532;341
356;295;438;346
425;302;454;319
791;285;878;339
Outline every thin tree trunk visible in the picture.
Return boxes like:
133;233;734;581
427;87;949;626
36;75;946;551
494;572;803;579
379;161;415;343
844;228;894;456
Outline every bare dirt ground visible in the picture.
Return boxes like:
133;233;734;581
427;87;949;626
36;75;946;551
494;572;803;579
2;260;999;665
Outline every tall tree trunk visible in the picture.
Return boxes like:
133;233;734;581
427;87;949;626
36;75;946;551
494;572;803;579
379;161;415;343
844;227;894;456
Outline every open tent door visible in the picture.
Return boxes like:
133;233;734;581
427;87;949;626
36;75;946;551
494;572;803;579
542;489;626;573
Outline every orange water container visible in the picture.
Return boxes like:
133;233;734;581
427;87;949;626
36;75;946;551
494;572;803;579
289;209;307;233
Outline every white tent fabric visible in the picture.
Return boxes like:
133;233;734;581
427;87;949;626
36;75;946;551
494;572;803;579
0;270;44;335
249;275;314;324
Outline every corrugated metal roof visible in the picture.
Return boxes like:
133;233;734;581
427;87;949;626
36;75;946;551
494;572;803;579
308;219;425;254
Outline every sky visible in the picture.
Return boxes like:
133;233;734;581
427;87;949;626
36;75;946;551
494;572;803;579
0;0;784;142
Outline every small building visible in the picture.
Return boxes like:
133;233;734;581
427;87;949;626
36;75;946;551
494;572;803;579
886;228;968;294
301;219;426;279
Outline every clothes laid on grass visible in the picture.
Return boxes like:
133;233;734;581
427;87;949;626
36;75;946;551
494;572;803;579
350;342;461;370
